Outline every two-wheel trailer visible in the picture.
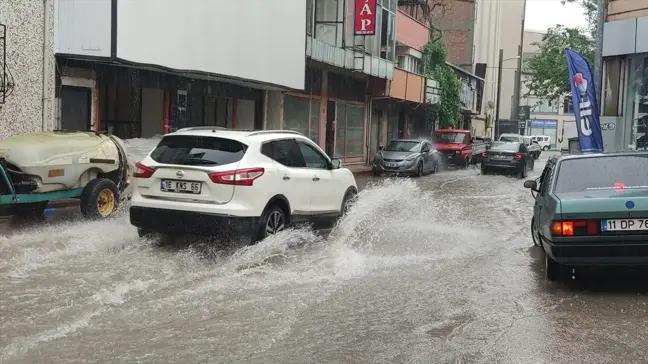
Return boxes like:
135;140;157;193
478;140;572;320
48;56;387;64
0;131;129;220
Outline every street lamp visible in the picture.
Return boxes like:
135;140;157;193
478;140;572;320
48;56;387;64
494;50;520;138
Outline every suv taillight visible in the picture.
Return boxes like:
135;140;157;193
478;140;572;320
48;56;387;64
481;152;487;158
514;153;523;160
209;168;264;186
551;220;599;236
133;162;155;178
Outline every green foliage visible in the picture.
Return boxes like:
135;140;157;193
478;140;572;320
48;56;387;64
422;40;461;128
525;0;598;102
524;25;595;104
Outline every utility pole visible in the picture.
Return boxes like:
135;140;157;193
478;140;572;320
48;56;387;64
495;49;504;139
511;0;528;120
593;0;606;104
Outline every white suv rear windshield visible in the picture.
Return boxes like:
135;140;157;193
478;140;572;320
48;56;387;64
150;135;247;166
554;155;648;193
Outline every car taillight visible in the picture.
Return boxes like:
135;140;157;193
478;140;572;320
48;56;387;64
551;220;599;236
209;168;264;186
514;153;522;160
481;152;487;158
133;162;155;178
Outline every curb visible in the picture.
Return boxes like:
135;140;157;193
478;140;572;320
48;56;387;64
352;170;373;177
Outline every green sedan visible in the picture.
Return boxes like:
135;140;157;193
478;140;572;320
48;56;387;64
524;151;648;281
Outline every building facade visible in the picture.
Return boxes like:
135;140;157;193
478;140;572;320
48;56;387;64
599;0;648;151
2;0;483;169
521;30;576;150
54;0;305;140
472;0;526;137
0;0;56;139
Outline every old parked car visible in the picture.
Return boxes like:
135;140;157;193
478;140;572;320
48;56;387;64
371;139;440;177
0;131;129;220
524;152;648;281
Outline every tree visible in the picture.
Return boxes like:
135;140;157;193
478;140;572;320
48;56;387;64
524;0;597;103
398;0;470;127
422;40;462;128
398;0;474;41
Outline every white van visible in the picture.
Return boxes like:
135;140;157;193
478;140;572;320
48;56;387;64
530;135;551;151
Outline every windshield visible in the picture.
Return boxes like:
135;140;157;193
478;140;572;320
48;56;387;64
554;155;648;193
150;135;247;166
383;141;420;152
489;142;519;152
499;135;520;142
434;132;466;144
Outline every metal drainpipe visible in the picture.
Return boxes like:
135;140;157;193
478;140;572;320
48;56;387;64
42;0;50;132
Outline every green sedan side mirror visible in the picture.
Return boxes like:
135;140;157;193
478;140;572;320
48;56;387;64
523;180;538;191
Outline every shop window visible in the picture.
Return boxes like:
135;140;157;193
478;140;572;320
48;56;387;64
335;102;365;158
314;0;343;47
283;95;320;143
602;57;625;117
306;0;314;36
380;6;396;62
562;96;574;114
625;54;648;150
523;96;558;114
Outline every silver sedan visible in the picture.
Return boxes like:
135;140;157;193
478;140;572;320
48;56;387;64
372;139;440;177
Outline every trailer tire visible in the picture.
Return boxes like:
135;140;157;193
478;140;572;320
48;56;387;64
80;178;119;219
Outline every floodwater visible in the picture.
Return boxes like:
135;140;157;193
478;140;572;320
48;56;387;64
2;147;648;364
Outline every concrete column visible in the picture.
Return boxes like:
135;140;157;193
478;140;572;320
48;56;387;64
318;69;329;149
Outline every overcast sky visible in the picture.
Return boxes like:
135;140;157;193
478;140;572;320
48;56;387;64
524;0;589;32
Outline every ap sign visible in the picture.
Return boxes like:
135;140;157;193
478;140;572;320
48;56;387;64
354;0;377;35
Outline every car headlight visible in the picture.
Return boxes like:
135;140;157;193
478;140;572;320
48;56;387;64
404;154;418;161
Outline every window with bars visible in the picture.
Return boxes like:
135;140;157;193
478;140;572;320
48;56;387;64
397;55;421;74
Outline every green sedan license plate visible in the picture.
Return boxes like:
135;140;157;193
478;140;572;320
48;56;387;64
602;219;648;232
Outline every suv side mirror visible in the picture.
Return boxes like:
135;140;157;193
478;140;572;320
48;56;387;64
523;180;538;190
330;158;341;169
378;145;384;151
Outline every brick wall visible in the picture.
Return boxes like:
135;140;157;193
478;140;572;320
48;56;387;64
399;0;475;70
607;0;648;21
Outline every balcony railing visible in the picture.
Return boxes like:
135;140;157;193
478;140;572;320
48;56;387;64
396;10;429;50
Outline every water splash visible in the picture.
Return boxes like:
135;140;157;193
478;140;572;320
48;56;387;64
0;137;494;362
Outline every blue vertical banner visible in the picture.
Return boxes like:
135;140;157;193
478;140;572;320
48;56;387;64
566;48;604;153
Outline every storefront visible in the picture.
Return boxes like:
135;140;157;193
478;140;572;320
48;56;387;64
281;65;369;164
600;11;648;151
526;119;558;149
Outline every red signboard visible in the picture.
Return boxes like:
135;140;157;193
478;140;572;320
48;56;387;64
354;0;377;35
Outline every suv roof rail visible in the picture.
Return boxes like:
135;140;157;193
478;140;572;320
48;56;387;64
246;130;303;137
175;126;230;133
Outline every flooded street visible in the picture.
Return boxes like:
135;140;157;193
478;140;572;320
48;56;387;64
3;152;648;364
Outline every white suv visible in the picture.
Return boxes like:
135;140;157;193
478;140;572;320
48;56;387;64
129;127;358;242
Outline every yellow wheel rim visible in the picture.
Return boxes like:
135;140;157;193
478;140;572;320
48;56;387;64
97;189;116;217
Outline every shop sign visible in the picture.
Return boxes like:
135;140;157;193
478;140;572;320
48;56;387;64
354;0;377;35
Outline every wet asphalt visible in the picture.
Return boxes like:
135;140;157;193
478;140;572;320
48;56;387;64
2;152;648;363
